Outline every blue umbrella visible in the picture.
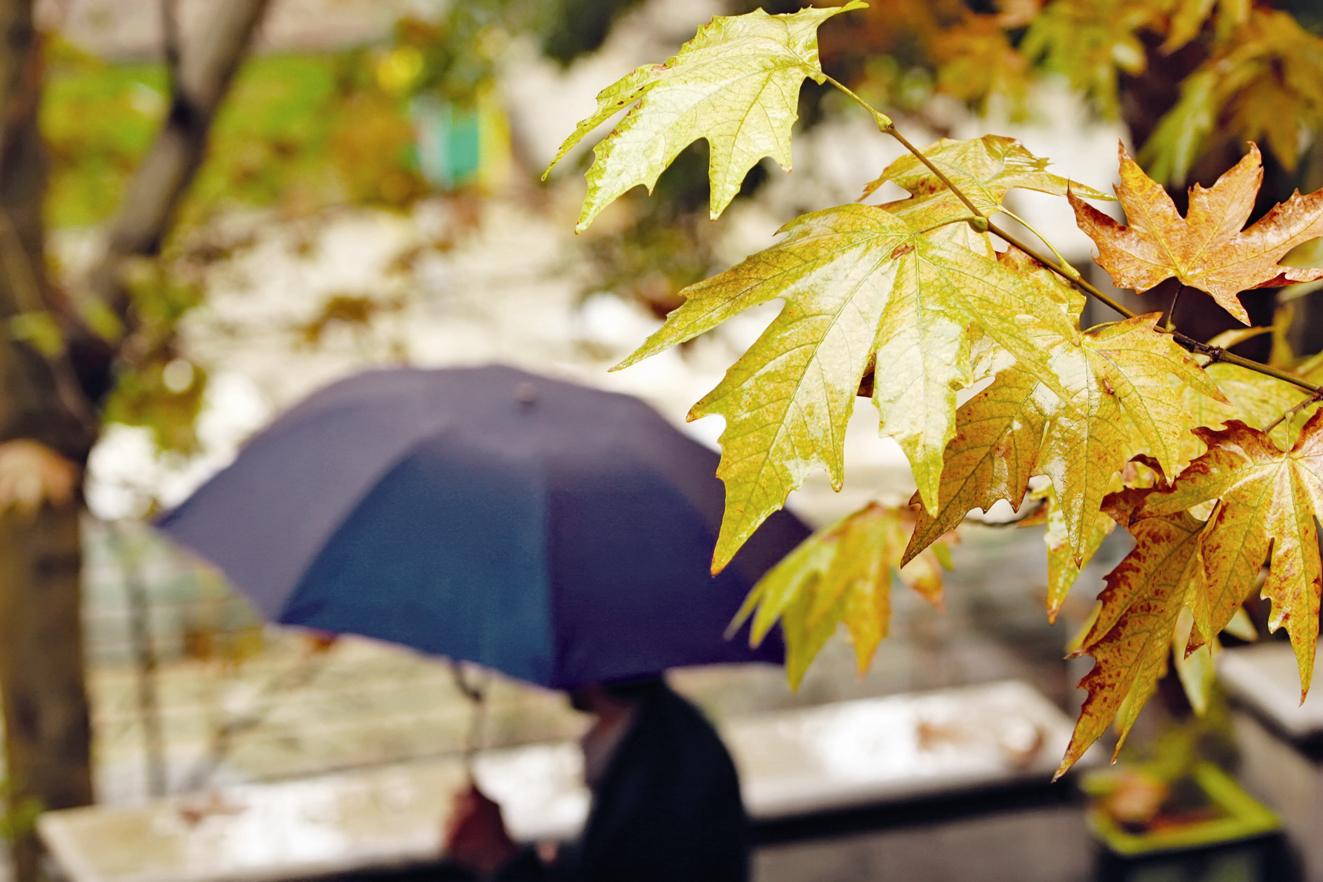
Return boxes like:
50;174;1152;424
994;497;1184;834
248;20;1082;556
158;365;808;689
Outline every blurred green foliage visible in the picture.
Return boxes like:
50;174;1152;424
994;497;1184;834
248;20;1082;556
42;46;425;230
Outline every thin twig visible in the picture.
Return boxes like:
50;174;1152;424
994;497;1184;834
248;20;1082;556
0;210;45;315
883;124;987;223
821;74;893;131
985;219;1129;314
0;208;99;432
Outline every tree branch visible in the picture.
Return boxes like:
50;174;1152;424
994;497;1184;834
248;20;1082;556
160;0;184;97
87;0;271;327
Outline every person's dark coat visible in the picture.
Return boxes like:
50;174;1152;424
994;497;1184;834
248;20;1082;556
495;683;749;882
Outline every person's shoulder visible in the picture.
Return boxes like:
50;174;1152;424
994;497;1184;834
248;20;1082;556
649;686;733;756
650;683;708;724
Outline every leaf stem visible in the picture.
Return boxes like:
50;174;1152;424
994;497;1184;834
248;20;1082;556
821;74;893;132
1002;207;1073;271
1265;388;1323;434
884;125;988;223
1165;287;1184;332
822;77;987;223
916;215;986;236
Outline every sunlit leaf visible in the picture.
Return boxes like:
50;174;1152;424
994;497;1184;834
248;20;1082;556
544;2;867;231
733;502;947;687
863;134;1109;225
907;315;1232;608
617;204;1079;571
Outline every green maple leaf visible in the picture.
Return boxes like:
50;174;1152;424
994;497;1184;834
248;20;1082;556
862;134;1110;229
905;315;1232;611
543;1;866;232
731;502;947;688
615;204;1079;572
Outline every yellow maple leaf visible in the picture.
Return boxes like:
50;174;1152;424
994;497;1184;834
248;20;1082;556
1071;142;1323;325
905;314;1232;612
862;134;1109;222
731;501;947;688
616;204;1079;572
543;2;866;232
1206;361;1320;449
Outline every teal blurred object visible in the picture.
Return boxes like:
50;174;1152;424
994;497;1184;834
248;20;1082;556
412;95;483;189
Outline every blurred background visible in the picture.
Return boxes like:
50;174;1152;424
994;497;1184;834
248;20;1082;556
5;0;1323;880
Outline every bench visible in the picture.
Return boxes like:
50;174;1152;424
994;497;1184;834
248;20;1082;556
40;679;1082;882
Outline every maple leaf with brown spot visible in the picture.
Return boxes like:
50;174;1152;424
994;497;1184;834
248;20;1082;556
903;314;1232;618
1143;414;1323;696
1071;142;1323;325
1057;511;1206;776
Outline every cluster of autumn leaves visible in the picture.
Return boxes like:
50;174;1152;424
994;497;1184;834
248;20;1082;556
546;3;1323;774
813;0;1323;186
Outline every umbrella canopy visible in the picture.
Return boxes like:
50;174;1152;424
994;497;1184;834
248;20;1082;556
158;365;809;689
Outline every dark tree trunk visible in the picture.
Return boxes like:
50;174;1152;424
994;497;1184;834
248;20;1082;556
0;3;96;880
0;2;272;879
0;509;91;881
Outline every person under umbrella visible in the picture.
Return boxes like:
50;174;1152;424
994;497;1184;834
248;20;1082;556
156;365;809;880
445;676;749;881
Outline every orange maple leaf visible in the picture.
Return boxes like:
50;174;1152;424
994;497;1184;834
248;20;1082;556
1070;142;1323;324
1144;414;1323;697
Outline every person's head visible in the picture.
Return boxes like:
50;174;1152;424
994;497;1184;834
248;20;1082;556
568;675;666;716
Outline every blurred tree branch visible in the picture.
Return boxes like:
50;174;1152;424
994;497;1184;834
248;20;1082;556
84;0;271;357
160;0;183;93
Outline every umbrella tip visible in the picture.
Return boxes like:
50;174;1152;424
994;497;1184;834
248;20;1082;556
514;382;538;406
